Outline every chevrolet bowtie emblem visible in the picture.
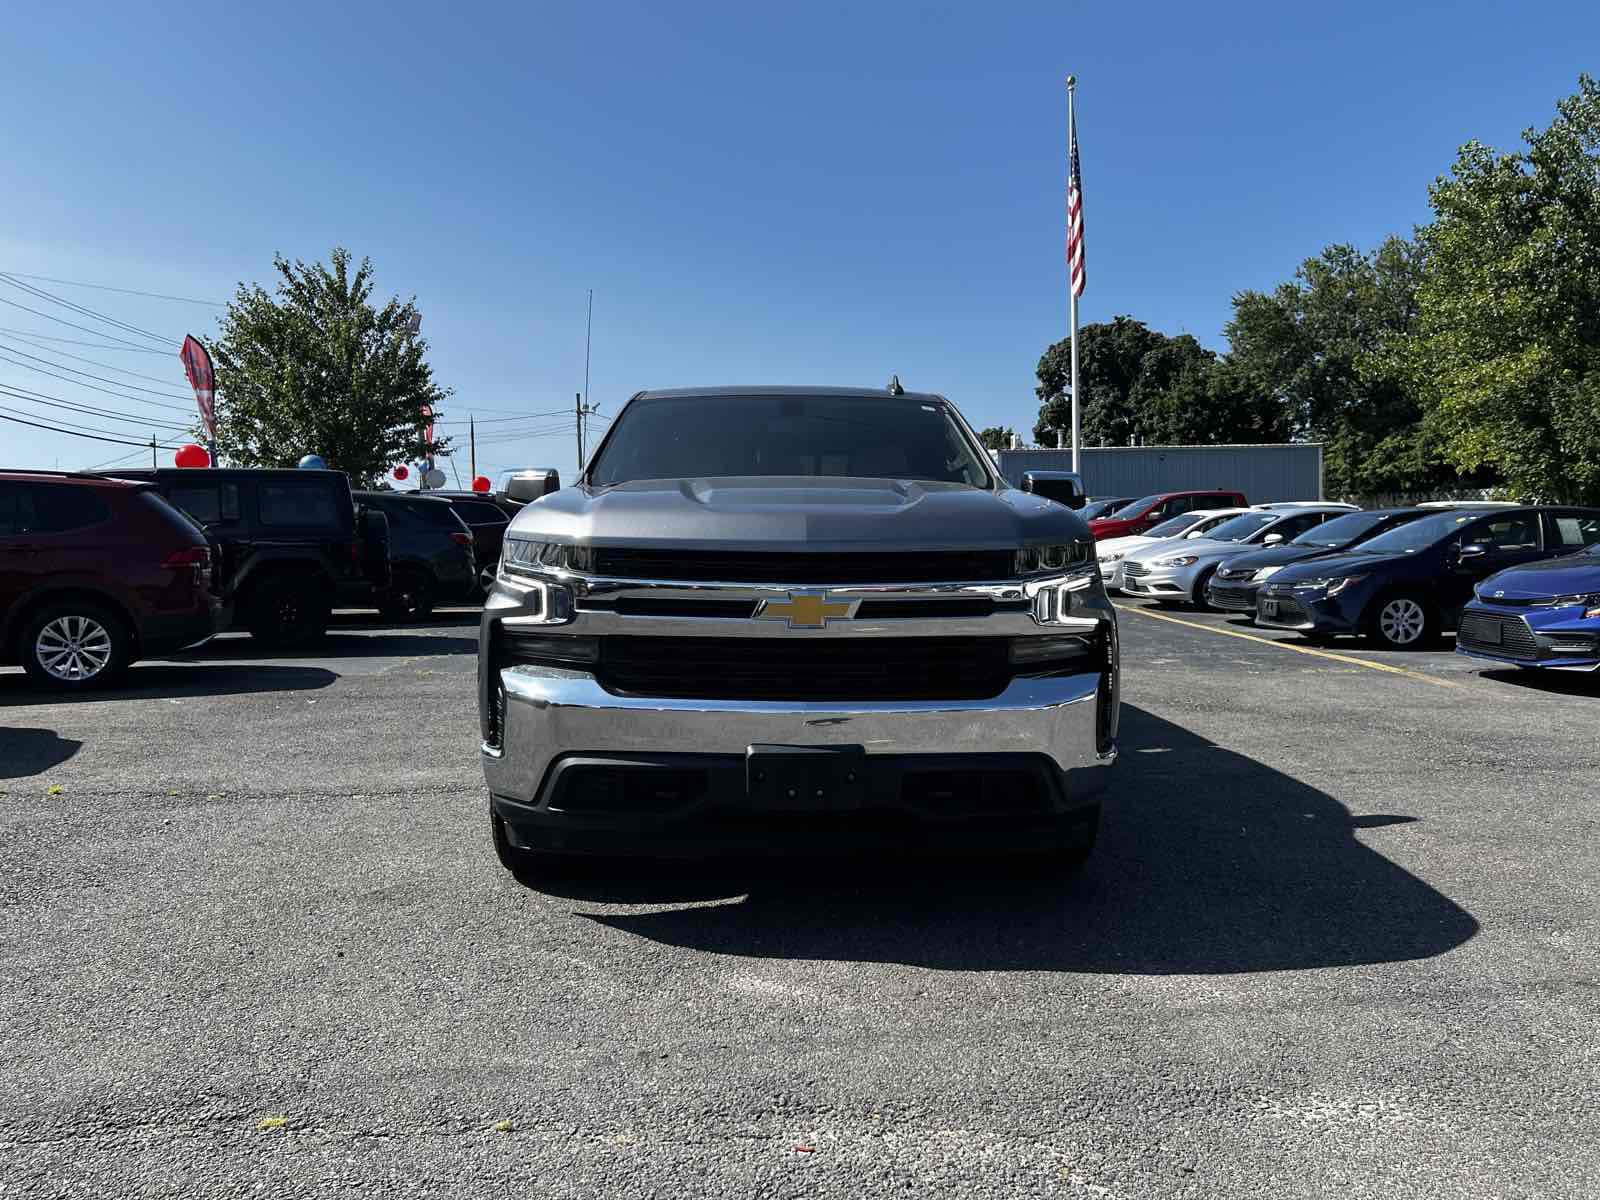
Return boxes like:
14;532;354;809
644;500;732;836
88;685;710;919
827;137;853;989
754;590;859;629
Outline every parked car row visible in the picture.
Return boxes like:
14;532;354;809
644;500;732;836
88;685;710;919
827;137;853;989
0;465;554;690
1094;492;1600;660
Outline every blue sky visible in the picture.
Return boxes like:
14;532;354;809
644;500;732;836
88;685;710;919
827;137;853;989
1;1;1592;480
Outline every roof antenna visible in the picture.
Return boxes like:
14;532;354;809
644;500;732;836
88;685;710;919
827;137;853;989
886;374;904;395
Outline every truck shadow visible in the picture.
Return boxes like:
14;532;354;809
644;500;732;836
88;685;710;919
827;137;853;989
560;705;1479;974
0;726;82;777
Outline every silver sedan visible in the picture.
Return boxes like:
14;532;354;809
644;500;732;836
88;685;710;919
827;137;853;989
1119;506;1359;607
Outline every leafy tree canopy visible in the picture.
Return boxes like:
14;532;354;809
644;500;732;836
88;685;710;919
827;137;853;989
978;425;1017;451
210;247;450;487
1390;74;1600;502
1034;318;1288;448
1224;237;1450;495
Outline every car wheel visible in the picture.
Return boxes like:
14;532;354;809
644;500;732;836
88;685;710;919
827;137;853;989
246;574;330;647
380;567;436;621
20;602;130;690
1368;593;1434;650
1191;566;1219;610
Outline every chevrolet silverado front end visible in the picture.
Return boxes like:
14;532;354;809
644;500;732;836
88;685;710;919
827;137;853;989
477;387;1119;873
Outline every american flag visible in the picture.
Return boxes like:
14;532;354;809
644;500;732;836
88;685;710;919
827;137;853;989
1067;99;1086;298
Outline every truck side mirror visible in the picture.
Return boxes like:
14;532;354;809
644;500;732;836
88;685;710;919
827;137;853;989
1021;471;1086;510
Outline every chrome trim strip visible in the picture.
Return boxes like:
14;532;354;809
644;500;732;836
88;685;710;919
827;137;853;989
483;666;1116;804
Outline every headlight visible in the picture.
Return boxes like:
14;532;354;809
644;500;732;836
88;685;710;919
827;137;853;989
1299;574;1368;595
500;538;593;576
1153;555;1200;568
1016;543;1090;574
1097;551;1124;564
1252;566;1283;582
1531;592;1600;608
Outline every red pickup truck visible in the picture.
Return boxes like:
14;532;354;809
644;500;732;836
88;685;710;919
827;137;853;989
1086;489;1248;540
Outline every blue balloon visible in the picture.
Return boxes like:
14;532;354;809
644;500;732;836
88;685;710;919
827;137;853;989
298;454;327;470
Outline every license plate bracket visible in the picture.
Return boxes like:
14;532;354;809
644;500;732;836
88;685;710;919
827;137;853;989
746;744;867;811
1260;597;1280;619
1480;620;1503;645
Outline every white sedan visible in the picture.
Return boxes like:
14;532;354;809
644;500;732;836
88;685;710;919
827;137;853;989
1098;508;1253;592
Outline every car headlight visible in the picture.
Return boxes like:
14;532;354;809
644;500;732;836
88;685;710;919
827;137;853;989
1097;551;1124;563
1299;574;1368;595
1252;566;1283;582
1153;555;1200;568
500;538;594;577
1530;591;1600;608
1016;543;1090;574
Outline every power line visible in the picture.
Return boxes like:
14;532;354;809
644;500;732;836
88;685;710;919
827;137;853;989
0;330;191;387
0;407;182;448
0;324;172;355
0;273;173;345
0;293;174;353
0;341;193;400
0;383;193;431
0;270;224;308
0;348;194;414
435;408;573;426
87;446;155;471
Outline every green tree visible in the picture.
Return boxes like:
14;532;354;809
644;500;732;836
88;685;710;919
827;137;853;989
1035;316;1166;446
210;248;450;486
978;425;1017;451
1224;237;1442;495
1392;75;1600;502
1035;317;1289;447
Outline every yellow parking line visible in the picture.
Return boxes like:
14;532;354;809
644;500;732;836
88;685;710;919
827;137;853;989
1113;602;1464;689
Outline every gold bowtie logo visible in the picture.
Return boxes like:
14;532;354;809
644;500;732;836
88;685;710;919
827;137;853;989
754;590;859;629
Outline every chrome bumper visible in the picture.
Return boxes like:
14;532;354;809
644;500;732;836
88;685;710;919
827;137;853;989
477;562;1119;832
482;667;1116;805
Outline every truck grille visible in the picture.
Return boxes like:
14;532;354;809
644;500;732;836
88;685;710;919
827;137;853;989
591;548;1015;584
1457;611;1539;659
598;636;1013;701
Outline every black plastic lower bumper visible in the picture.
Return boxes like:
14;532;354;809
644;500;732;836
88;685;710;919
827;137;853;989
493;750;1101;858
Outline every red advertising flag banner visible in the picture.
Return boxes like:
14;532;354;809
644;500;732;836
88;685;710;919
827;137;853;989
179;335;216;441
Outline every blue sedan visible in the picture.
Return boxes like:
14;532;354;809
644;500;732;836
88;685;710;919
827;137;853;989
1457;545;1600;671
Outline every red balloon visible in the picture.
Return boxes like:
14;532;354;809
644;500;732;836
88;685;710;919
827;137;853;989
392;464;409;481
471;475;491;493
173;443;210;469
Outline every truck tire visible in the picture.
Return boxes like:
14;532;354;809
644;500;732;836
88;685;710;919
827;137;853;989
19;601;131;690
246;573;330;647
380;567;435;621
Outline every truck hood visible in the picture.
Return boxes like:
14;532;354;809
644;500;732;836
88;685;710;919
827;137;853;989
507;476;1085;552
1479;553;1600;599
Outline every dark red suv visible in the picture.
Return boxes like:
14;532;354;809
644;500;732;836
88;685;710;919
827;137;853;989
1087;489;1249;540
0;471;221;689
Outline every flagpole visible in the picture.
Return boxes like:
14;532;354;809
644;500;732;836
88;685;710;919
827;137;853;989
1067;75;1081;474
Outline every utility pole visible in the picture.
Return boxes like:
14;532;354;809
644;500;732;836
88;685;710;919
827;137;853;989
470;414;476;481
150;435;157;468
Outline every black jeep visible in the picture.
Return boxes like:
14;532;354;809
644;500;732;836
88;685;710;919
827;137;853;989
117;469;390;647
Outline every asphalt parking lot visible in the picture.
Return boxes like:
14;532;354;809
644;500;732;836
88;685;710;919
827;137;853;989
3;603;1598;1198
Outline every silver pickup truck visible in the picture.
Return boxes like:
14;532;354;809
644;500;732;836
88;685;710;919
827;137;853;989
477;385;1119;876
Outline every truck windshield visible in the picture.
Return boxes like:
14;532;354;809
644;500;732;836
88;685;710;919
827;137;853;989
587;394;993;488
